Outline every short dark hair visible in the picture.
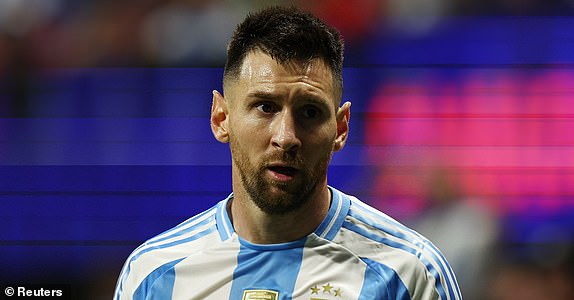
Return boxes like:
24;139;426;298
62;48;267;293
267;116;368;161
223;6;344;100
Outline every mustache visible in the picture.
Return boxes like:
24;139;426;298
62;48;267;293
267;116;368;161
261;151;304;168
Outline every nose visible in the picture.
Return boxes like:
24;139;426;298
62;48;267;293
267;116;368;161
271;110;301;153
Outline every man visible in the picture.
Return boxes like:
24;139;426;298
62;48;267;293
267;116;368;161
114;6;461;300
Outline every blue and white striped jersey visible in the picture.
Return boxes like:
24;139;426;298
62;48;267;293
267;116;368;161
114;187;461;300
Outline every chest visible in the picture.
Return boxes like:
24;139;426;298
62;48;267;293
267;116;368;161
167;244;368;300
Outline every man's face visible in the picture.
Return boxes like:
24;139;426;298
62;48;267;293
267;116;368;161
214;51;349;215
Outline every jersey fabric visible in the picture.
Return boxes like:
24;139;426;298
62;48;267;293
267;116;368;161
114;187;461;300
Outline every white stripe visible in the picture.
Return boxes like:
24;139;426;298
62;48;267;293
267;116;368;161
318;190;343;238
350;199;461;300
171;235;240;299
116;215;217;299
132;217;216;263
127;229;220;299
358;201;460;300
334;226;441;300
217;201;233;238
148;207;217;244
291;235;366;299
351;202;459;300
126;209;217;263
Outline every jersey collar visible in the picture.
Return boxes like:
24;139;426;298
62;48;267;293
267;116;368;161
215;186;351;242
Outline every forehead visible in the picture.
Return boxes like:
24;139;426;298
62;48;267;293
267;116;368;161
240;51;333;78
229;51;336;102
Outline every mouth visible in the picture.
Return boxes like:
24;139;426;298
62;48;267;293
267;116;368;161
266;164;299;181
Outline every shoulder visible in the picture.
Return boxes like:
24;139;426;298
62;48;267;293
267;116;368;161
335;195;462;300
114;203;223;300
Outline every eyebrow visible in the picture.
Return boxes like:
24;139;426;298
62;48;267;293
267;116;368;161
246;91;280;100
247;90;331;108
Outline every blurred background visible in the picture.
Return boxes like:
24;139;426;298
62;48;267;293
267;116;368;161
1;0;574;299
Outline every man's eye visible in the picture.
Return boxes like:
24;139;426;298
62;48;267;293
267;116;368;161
256;103;276;114
302;106;320;119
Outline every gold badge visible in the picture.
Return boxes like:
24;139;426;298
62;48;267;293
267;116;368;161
242;289;279;300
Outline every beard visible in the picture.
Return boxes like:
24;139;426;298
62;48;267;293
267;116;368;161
230;138;332;215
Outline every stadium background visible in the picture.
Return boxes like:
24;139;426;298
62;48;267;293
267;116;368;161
1;0;573;299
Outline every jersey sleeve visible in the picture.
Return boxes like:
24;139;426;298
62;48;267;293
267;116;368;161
114;253;141;300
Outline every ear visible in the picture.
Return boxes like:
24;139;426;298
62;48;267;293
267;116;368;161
211;90;230;143
333;101;351;152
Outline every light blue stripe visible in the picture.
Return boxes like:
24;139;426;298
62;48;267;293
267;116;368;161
229;240;305;299
145;212;216;248
358;258;411;300
324;190;350;240
133;258;184;300
117;200;222;299
351;202;461;299
122;206;217;270
147;206;217;244
119;226;216;298
314;187;351;240
216;196;234;240
353;200;461;299
130;220;216;265
343;221;448;300
314;186;340;237
349;203;461;300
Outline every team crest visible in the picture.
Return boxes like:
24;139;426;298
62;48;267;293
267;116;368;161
242;289;279;300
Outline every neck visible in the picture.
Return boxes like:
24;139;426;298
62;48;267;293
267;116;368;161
229;180;331;244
